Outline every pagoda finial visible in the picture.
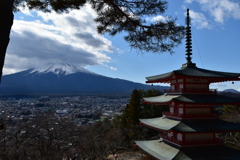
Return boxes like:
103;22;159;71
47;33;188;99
185;9;193;64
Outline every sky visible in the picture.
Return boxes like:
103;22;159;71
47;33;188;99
5;0;240;91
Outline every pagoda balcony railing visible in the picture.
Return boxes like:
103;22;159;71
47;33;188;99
161;134;223;146
162;111;218;119
164;88;217;94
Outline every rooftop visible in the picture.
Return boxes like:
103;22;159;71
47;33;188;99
140;117;240;132
143;94;240;105
136;139;240;160
146;65;240;83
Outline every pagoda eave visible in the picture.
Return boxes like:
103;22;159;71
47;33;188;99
140;122;167;132
207;77;240;83
143;94;240;105
143;101;170;105
143;101;240;106
136;140;240;160
146;73;182;84
146;78;172;84
173;101;240;106
135;140;179;160
139;122;240;133
146;76;240;84
141;121;240;133
140;117;240;133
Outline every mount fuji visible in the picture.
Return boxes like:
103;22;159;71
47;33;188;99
29;63;97;76
0;63;168;95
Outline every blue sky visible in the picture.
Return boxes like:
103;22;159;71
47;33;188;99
5;0;240;91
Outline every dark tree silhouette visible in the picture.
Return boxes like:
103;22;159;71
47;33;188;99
114;89;166;141
0;0;185;80
0;0;14;81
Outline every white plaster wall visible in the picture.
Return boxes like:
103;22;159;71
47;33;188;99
179;84;183;89
177;133;182;141
168;132;173;137
179;108;183;114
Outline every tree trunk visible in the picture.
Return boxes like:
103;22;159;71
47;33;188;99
0;0;14;80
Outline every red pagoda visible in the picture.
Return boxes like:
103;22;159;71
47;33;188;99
136;9;240;160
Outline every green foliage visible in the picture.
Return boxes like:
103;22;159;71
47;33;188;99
224;132;240;150
217;105;240;150
143;88;162;97
113;89;166;141
91;0;185;53
15;0;185;54
122;89;143;127
141;104;168;119
218;105;240;123
119;89;165;124
17;0;87;13
141;88;168;118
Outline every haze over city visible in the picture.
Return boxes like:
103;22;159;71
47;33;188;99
5;0;240;91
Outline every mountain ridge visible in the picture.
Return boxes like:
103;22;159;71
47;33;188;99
0;63;169;95
221;89;240;93
29;62;97;76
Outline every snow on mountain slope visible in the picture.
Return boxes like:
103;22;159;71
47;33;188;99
29;63;97;76
0;62;168;95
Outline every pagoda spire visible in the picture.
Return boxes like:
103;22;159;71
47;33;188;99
183;9;196;68
186;9;192;63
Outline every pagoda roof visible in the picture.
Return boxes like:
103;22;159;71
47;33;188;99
140;117;240;132
136;140;179;160
143;94;240;105
140;117;179;131
146;64;240;83
136;139;240;160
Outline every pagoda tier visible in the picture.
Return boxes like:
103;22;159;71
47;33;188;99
146;63;240;84
143;94;240;105
139;117;240;147
136;140;240;160
139;117;240;133
143;94;240;120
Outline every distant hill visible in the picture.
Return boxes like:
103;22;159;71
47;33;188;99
221;89;240;93
0;63;169;95
218;89;240;99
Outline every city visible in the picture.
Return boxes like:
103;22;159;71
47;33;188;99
0;95;129;126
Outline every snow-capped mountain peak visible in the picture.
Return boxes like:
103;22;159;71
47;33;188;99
30;63;96;76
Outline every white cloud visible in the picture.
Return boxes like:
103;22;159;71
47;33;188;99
5;5;114;75
185;0;194;3
210;82;228;91
211;83;227;88
146;15;169;22
102;64;117;71
17;3;34;17
189;10;210;29
185;0;240;24
110;67;117;71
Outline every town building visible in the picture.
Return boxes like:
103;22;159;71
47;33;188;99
136;9;240;159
